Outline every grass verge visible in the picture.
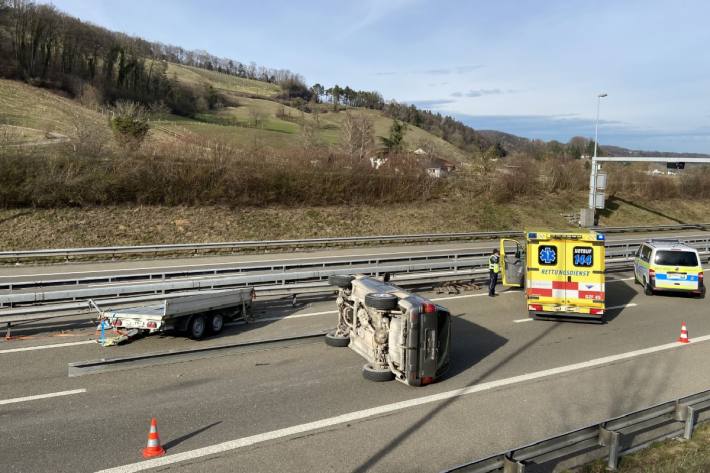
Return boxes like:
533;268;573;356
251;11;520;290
2;194;710;250
574;421;710;472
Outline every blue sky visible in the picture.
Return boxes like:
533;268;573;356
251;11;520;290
46;0;710;153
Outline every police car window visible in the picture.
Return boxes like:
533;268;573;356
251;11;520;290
654;250;698;267
538;245;558;266
642;246;652;262
572;246;593;267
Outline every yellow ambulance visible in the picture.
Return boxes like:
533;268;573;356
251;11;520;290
500;231;606;321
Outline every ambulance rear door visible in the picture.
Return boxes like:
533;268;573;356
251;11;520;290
527;235;567;307
564;238;605;311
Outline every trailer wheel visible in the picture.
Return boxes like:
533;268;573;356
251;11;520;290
209;313;224;335
364;293;399;311
188;314;207;340
362;363;395;382
324;330;349;347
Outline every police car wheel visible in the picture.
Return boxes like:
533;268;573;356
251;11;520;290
362;363;395;382
365;293;399;311
644;282;654;296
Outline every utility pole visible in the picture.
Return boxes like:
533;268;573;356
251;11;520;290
589;92;607;210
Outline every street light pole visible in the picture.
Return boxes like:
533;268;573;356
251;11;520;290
589;92;607;209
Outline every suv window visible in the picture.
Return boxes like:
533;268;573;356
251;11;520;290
654;250;698;267
639;245;652;262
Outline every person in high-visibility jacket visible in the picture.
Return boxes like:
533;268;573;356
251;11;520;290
488;248;501;297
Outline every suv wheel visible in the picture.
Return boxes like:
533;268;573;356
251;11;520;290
328;275;355;289
364;293;399;311
362;363;395;382
324;330;349;347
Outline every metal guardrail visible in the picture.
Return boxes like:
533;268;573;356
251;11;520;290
1;224;707;262
444;388;710;472
1;235;709;325
0;231;523;261
4;235;709;292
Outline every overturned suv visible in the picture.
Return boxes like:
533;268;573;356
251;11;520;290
326;274;451;386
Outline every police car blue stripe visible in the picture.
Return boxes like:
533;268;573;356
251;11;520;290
655;273;699;281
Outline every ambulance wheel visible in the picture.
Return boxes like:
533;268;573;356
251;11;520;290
362;363;395;382
644;281;654;296
365;293;399;311
324;330;350;347
188;314;207;340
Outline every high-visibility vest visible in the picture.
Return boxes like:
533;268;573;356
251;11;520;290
489;254;500;273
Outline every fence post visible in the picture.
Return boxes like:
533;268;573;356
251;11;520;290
502;455;525;473
599;426;621;470
675;403;696;440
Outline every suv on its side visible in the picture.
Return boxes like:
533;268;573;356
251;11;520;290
634;239;705;298
326;274;451;386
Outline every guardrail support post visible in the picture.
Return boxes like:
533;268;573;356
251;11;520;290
675;403;696;440
4;322;11;340
502;455;525;473
599;426;621;471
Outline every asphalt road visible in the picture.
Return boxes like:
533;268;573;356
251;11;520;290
2;269;709;472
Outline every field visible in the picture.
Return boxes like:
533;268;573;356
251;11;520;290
166;63;281;98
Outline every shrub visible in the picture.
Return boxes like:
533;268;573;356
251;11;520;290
110;101;149;149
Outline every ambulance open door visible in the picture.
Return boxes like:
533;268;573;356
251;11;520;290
500;239;524;287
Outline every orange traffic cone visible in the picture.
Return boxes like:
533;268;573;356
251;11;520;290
142;418;166;458
678;322;690;344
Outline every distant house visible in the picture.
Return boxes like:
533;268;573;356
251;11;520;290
369;156;388;169
420;156;456;178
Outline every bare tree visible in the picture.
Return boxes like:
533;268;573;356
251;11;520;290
340;111;374;160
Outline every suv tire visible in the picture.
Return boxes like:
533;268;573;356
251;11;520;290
364;293;399;311
328;275;355;289
362;363;395;382
324;330;350;347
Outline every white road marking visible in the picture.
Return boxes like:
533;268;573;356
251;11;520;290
512;302;639;323
96;333;710;473
0;246;475;279
0;389;87;406
0;340;95;354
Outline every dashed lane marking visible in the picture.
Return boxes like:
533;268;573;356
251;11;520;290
0;389;87;406
0;340;95;354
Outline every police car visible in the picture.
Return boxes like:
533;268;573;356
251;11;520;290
634;239;705;298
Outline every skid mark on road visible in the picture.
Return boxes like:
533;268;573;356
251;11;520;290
96;332;710;473
0;388;86;406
